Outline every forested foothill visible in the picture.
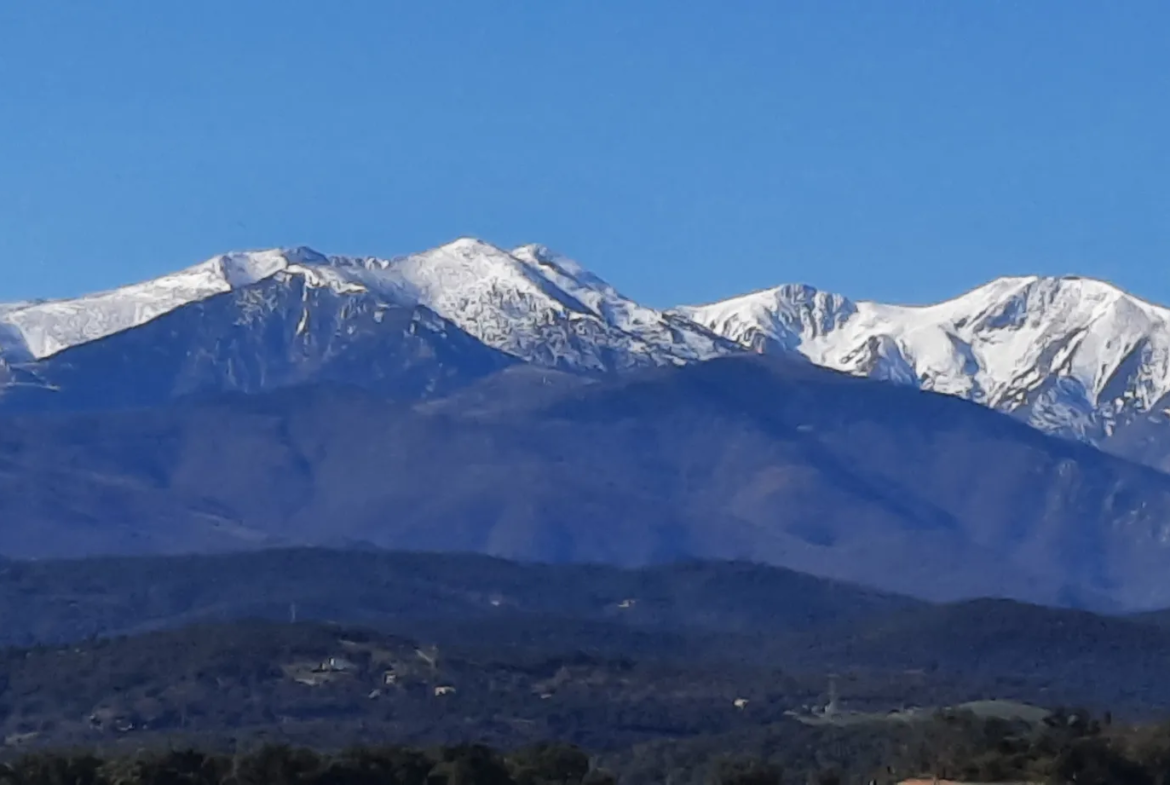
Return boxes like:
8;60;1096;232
5;551;1170;783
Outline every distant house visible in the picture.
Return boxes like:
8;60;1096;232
319;656;358;673
3;732;40;747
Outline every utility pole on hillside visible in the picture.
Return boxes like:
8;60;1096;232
826;674;840;717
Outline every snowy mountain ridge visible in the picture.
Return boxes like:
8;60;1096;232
0;247;321;361
5;237;1170;448
0;239;737;373
678;275;1170;443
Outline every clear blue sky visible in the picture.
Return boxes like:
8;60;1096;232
0;1;1167;308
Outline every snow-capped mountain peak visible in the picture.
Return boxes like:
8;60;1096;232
683;273;1170;442
512;243;610;294
215;246;328;287
318;239;738;370
506;243;743;363
673;283;858;354
0;248;318;360
0;239;740;373
511;243;669;325
9;239;1169;452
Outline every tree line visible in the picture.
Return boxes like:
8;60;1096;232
8;709;1170;785
0;742;609;785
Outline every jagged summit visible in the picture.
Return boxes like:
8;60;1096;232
0;239;736;372
3;239;1169;452
511;243;604;287
683;273;1170;442
0;248;313;359
213;248;306;288
674;283;858;353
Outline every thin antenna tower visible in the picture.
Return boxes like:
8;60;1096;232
825;674;840;716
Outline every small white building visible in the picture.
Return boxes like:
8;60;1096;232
319;656;358;673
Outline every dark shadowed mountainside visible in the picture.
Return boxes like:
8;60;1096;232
0;272;516;413
1102;402;1170;474
4;356;1170;608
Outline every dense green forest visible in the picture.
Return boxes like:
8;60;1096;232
6;552;1170;782
6;710;1170;785
5;551;1170;721
1;619;1023;754
0;618;1166;765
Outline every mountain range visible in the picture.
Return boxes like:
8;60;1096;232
0;240;733;372
6;239;1170;609
4;239;1170;469
679;276;1170;469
